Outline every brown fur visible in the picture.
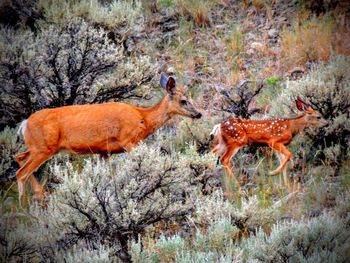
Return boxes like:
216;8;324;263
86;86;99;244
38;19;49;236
212;104;327;191
15;76;201;205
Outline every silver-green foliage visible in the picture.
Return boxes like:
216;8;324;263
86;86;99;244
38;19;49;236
0;211;37;262
133;208;350;263
241;213;350;263
132;193;283;263
131;217;239;263
0;127;24;181
1;144;195;262
175;116;222;154
192;191;279;231
0;17;155;128
37;0;142;30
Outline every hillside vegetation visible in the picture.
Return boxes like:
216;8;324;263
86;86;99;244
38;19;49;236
1;0;349;262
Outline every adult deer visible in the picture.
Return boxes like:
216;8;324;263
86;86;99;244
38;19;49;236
210;98;327;190
15;73;202;204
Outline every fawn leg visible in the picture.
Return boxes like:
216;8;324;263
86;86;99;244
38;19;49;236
269;143;293;191
220;144;242;187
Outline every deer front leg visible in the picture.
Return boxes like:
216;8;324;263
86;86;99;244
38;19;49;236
268;142;291;176
220;145;242;188
268;142;294;191
274;151;291;189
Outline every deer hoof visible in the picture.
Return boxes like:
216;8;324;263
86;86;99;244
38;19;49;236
269;169;280;176
34;191;48;208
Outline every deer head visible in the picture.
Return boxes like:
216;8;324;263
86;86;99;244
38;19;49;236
296;97;327;127
160;73;202;119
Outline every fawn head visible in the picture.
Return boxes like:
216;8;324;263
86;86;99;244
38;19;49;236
296;98;327;127
160;73;202;119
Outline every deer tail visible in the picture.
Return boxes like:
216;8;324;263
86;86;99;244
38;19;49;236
17;120;28;142
210;124;221;140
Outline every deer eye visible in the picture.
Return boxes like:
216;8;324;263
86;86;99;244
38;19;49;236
180;99;187;105
316;116;322;119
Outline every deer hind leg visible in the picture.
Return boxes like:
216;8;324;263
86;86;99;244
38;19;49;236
220;144;242;188
212;144;220;154
16;152;53;205
15;150;30;167
16;150;49;203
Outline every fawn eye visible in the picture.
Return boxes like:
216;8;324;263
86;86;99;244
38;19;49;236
316;116;322;119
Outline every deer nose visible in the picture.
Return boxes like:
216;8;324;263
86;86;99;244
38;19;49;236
193;112;202;119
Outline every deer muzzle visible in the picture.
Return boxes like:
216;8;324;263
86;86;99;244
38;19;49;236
192;112;202;119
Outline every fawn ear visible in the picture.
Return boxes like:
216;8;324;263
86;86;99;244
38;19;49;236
160;73;176;95
296;97;308;111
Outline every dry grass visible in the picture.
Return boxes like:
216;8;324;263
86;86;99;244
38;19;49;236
280;16;334;70
335;29;350;56
178;0;213;27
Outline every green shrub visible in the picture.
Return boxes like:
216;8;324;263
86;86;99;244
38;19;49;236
175;250;223;263
241;213;350;262
0;0;42;31
1;144;195;262
134;217;239;263
204;217;239;252
174;116;222;154
192;192;279;231
0;208;37;262
156;235;186;263
37;0;142;29
57;243;114;263
0;18;155;129
0;126;24;184
265;76;281;86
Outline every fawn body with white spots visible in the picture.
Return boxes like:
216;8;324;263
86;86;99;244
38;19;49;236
15;73;202;205
211;98;327;189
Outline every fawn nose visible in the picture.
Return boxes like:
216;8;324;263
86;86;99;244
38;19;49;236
320;118;328;127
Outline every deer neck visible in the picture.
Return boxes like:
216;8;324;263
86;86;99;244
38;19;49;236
141;96;173;134
289;113;309;136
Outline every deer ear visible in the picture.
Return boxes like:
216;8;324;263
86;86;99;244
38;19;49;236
296;98;308;111
160;73;176;95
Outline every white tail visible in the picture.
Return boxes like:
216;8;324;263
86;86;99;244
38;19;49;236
209;124;220;140
17;120;28;138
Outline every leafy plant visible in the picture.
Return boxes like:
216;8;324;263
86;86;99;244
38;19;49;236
0;18;155;129
269;55;350;164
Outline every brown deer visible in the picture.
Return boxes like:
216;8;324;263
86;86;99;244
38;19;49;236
15;73;202;204
210;98;327;190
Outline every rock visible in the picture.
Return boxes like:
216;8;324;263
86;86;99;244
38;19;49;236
268;28;279;38
271;47;282;56
277;16;288;23
250;42;264;52
125;37;135;53
309;209;321;218
245;32;256;42
246;48;255;56
288;66;305;80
